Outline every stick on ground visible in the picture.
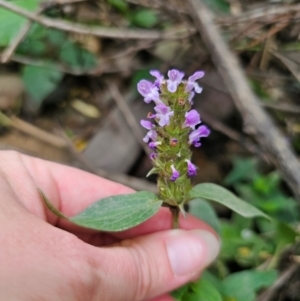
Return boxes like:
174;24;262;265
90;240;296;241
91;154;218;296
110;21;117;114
188;0;300;202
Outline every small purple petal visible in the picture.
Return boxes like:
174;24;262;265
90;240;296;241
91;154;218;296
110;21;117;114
137;80;152;97
194;83;203;94
185;70;205;93
167;81;178;93
167;69;185;93
137;80;161;104
188;71;205;82
143;130;157;143
154;104;174;127
188;91;195;103
150;152;157;160
140;119;154;130
149;141;161;149
185;159;197;176
183;110;201;130
189;125;210;146
150;70;164;88
170;164;180;181
168;69;185;81
185;82;194;92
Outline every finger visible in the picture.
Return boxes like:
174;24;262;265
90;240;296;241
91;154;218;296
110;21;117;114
63;206;217;244
148;294;175;301
74;208;216;247
85;229;220;301
112;207;217;239
5;152;215;238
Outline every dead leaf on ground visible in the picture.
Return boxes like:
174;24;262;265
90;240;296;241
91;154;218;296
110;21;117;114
0;74;24;111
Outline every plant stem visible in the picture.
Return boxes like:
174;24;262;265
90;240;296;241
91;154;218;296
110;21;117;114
170;206;180;229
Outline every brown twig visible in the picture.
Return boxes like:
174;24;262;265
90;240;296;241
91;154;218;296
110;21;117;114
41;0;88;8
1;20;33;63
10;54;90;75
0;0;192;40
200;111;261;156
256;264;299;301
0;111;67;148
262;103;300;114
218;3;300;25
106;82;151;156
188;0;300;202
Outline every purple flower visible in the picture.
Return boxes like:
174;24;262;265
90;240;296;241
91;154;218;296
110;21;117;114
189;125;210;147
183;110;201;130
150;70;164;88
185;159;197;176
140;120;154;130
137;80;162;104
167;69;185;93
170;164;180;181
188;91;195;104
149;141;161;149
150;152;157;160
154;104;174;127
143;130;157;143
185;71;204;93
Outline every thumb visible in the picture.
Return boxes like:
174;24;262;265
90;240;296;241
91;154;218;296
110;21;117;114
87;229;220;301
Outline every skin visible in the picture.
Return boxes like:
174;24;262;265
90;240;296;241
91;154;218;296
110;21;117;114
0;151;219;301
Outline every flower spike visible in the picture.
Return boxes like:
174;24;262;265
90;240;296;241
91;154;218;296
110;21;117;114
138;69;210;207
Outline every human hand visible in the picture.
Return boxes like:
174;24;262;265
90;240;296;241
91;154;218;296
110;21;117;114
0;151;220;301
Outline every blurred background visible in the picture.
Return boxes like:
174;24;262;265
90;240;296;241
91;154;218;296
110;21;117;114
0;0;300;300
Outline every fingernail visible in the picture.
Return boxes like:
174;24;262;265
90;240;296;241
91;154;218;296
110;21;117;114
166;230;220;276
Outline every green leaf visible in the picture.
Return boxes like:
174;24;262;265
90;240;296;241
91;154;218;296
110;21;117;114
172;274;223;301
60;41;96;70
132;9;158;28
108;0;128;12
189;183;270;220
203;0;230;13
0;0;43;46
22;65;63;106
224;158;258;185
222;270;277;301
41;190;162;232
189;198;220;234
190;278;223;301
171;285;189;301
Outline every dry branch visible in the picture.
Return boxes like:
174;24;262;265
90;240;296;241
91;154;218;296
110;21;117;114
0;0;192;40
219;3;300;25
107;82;152;156
188;0;300;202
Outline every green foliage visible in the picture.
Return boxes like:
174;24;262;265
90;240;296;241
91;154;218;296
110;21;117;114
0;0;43;46
222;270;277;301
173;269;277;301
132;9;158;28
60;41;96;70
0;1;97;107
188;198;220;234
18;26;97;71
174;158;300;300
172;276;222;301
108;0;128;12
226;158;300;224
203;0;230;13
189;183;269;220
41;190;162;232
22;65;63;106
